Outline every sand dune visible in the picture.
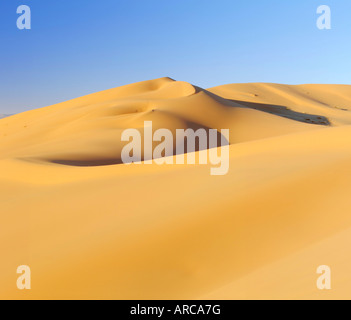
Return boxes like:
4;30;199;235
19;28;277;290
1;78;351;299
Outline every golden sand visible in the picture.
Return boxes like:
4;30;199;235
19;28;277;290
1;77;351;299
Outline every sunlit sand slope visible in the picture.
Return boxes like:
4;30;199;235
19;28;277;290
1;78;351;299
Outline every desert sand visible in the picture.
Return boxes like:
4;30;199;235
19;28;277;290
1;77;351;299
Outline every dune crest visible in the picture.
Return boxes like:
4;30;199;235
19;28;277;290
1;78;351;299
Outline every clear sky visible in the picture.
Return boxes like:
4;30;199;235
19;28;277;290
1;0;351;113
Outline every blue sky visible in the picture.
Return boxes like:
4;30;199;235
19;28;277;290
0;0;351;113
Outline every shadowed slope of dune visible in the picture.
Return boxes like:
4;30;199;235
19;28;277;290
208;82;351;126
1;78;351;299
